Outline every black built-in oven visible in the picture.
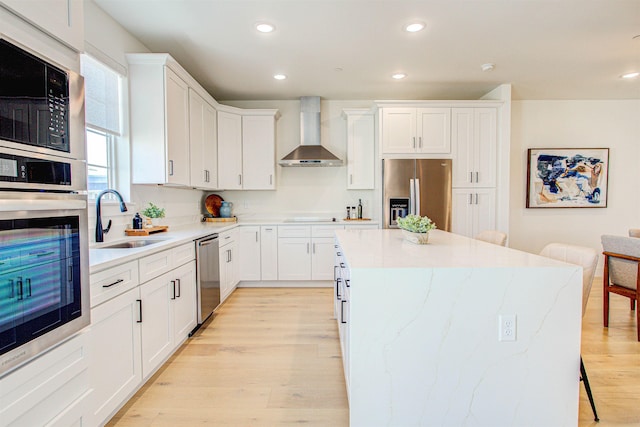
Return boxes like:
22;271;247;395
0;38;89;377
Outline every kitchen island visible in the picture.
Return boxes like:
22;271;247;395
334;229;582;427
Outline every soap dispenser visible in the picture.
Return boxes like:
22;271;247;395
132;213;143;229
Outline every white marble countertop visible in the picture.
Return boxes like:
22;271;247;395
90;218;379;274
335;228;572;269
89;222;235;274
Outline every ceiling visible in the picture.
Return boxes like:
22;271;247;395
92;0;640;101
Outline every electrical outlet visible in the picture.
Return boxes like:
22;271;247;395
499;314;517;341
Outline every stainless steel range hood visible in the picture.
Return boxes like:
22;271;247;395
279;96;343;167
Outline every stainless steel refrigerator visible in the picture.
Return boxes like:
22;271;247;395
382;159;452;231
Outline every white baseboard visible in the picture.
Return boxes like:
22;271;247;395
237;280;333;288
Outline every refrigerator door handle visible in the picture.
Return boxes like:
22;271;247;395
409;179;416;214
415;178;421;216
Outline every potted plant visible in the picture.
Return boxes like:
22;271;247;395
141;202;166;227
396;214;436;244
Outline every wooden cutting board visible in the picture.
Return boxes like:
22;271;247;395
124;226;169;236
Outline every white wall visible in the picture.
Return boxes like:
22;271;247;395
219;100;377;221
509;100;640;265
84;0;206;243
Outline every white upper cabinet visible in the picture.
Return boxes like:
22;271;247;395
217;110;243;190
451;108;497;188
164;68;191;186
343;109;375;190
189;89;218;189
127;55;193;186
218;108;279;190
381;107;451;155
243;114;276;190
0;0;84;51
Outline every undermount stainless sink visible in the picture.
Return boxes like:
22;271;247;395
98;239;166;249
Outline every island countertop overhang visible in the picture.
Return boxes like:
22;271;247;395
335;229;579;271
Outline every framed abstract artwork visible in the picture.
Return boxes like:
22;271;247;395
526;148;609;208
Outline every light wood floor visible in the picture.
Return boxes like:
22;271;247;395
109;282;639;426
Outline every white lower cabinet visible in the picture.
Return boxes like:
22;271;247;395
219;230;239;302
87;243;196;425
139;270;174;378
239;226;261;281
277;225;345;281
89;288;142;425
0;333;91;427
452;188;496;238
260;226;278;280
334;243;351;394
311;237;337;280
278;237;312;280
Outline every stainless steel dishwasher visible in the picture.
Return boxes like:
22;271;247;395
195;234;220;325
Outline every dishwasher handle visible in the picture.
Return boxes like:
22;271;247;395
198;235;219;247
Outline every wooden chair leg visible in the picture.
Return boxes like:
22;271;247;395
603;258;610;327
580;357;599;422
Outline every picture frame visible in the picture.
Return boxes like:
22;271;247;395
526;148;609;208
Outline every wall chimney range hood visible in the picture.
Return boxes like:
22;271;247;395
279;96;343;167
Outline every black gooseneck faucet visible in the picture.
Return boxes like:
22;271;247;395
96;189;128;243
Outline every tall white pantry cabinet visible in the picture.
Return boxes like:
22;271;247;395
377;102;501;238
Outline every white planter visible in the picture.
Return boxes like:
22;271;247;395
401;229;430;244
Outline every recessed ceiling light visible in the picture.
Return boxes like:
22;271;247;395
481;63;495;72
273;74;287;80
404;22;425;33
255;22;275;33
392;73;407;80
621;72;639;79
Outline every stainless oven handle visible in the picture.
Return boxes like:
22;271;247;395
0;199;87;212
16;277;23;300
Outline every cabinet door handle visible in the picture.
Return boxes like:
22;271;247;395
25;278;31;297
265;228;272;231
419;136;422;148
238;174;242;186
336;278;342;300
340;262;346;268
470;171;473;183
16;277;23;300
475;193;479;205
171;280;176;300
412;137;416;148
334;265;339;281
341;300;347;324
176;278;181;298
469;193;473;205
350;174;353;185
345;279;350;288
475;171;479;183
8;279;14;299
169;160;174;176
103;278;124;288
136;299;142;323
255;231;259;242
306;243;310;254
269;174;273;185
312;243;316;254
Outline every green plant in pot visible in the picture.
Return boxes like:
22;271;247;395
141;202;165;227
396;214;436;244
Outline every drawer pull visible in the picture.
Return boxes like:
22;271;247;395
103;278;124;288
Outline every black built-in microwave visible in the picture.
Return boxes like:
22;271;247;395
0;39;70;153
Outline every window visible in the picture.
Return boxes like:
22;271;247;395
80;55;124;200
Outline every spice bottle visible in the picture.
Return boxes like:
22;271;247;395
346;206;351;219
351;206;357;219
